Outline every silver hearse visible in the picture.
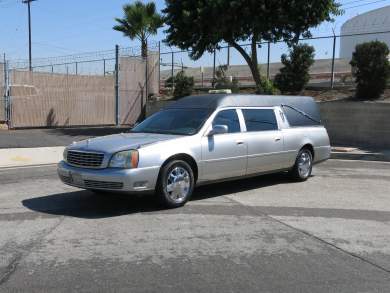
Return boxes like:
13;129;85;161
58;94;331;208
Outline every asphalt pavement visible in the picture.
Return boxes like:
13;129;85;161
0;160;390;292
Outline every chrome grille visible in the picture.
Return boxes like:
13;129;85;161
84;180;123;190
67;151;104;168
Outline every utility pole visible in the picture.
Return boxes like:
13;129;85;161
23;0;37;71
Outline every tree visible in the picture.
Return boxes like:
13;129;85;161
114;1;163;58
163;0;341;93
350;41;390;100
166;71;194;99
274;44;315;93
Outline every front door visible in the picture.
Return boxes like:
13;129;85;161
200;109;247;181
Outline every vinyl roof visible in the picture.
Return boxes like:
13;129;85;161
166;94;322;125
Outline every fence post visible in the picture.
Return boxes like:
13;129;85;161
330;35;336;89
158;41;161;94
171;51;174;88
115;44;120;126
267;42;271;80
143;52;148;121
213;49;216;86
75;62;78;75
227;46;230;67
103;59;106;76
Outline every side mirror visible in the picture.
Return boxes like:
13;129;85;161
208;125;228;136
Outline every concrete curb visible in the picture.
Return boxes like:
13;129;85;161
0;147;64;168
331;152;390;162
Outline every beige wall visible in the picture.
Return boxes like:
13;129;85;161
10;70;116;128
319;101;390;148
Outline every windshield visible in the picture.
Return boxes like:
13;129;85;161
131;108;211;135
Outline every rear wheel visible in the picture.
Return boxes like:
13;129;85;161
290;148;313;181
157;160;195;208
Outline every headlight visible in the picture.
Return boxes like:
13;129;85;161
63;148;68;161
109;150;139;169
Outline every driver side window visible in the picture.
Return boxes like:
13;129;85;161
212;109;241;133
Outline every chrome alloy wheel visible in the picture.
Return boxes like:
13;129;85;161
166;167;191;202
297;151;312;178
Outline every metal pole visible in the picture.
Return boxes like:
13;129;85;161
115;45;120;126
267;42;271;80
51;65;54;73
213;49;216;83
171;51;174;88
227;46;230;67
158;41;161;94
23;0;36;72
103;59;106;76
143;51;148;121
331;35;336;89
75;62;78;75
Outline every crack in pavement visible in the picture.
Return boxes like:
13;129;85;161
224;195;390;275
0;217;65;287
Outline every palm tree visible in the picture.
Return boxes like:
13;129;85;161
113;1;163;58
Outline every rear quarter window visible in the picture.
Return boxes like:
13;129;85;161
242;109;278;132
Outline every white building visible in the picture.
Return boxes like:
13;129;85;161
340;5;390;59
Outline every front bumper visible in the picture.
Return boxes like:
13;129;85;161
57;161;160;192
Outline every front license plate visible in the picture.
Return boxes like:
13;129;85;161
70;172;84;186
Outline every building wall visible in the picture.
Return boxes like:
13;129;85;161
340;5;390;59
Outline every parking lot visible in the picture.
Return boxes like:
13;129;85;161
1;159;390;292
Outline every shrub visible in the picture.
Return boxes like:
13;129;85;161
274;44;315;93
258;75;279;95
350;41;390;100
213;65;240;93
165;71;194;99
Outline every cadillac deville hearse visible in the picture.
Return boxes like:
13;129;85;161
58;94;331;208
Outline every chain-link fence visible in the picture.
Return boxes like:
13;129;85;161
158;30;390;90
3;45;159;129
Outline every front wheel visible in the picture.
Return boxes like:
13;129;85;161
290;148;313;181
157;160;195;208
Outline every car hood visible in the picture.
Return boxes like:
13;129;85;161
67;132;182;154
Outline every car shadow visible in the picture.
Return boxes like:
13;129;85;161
22;172;302;219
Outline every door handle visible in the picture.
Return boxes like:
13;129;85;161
275;137;282;141
236;141;244;145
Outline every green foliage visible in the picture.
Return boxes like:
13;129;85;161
274;44;315;93
114;1;163;57
163;0;341;91
166;71;194;99
213;66;240;93
258;76;279;95
350;41;390;100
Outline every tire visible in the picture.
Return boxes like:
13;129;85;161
157;160;195;208
290;148;313;181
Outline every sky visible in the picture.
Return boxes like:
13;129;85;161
1;0;390;66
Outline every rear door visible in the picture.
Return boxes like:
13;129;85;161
240;108;285;174
200;109;247;181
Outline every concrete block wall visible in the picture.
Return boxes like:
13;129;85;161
319;101;390;148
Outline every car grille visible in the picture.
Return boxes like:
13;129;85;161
67;151;104;168
84;180;124;190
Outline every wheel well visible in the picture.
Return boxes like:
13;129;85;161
301;144;314;159
159;154;199;183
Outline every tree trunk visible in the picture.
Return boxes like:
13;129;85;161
230;40;262;93
141;39;148;59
